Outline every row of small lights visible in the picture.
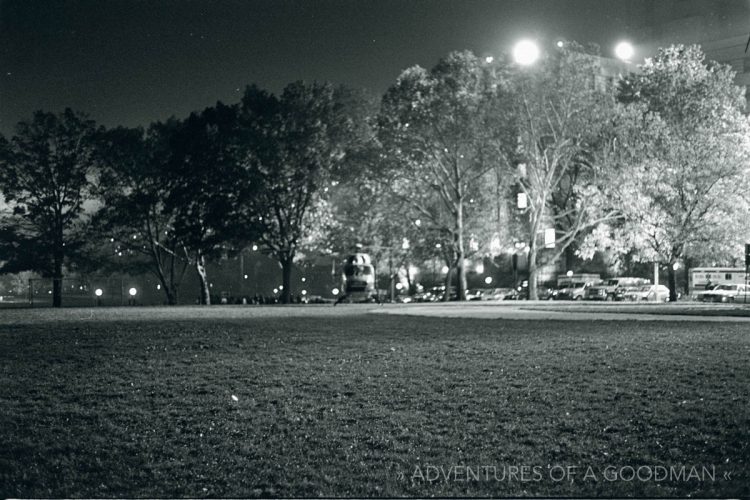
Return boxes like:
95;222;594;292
94;287;138;297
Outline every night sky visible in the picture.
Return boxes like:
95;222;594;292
0;0;654;135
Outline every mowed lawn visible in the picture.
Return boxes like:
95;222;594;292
0;307;748;497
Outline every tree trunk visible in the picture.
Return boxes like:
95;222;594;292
443;266;452;302
456;204;466;301
280;254;293;304
456;255;467;301
154;272;177;305
564;245;575;274
164;284;177;305
528;241;538;300
667;264;678;303
389;255;395;302
52;252;63;308
195;253;210;305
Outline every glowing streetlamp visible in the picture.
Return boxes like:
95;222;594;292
484;276;493;285
332;288;340;296
513;39;540;66
95;288;103;297
128;287;137;297
475;262;485;274
614;41;634;61
441;265;449;274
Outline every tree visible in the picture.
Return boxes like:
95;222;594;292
237;83;366;304
378;51;515;300
506;45;623;299
0;109;99;307
91;122;190;305
166;103;246;305
593;45;750;301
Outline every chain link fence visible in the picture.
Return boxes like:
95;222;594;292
27;277;128;307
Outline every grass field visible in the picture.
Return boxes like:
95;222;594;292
1;307;748;497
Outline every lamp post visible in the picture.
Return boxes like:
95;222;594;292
614;41;634;61
513;39;540;66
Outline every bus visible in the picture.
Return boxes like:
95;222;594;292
336;253;378;303
688;267;748;297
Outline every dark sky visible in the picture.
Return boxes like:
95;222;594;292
0;0;653;135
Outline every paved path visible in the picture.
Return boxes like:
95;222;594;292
2;302;749;325
370;302;750;322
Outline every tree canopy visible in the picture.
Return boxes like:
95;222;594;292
0;109;100;306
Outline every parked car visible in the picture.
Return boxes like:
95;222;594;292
585;277;650;301
536;286;557;300
701;284;750;303
622;284;671;302
393;295;413;304
555;281;592;300
424;286;458;301
302;295;332;304
467;288;484;301
480;287;516;301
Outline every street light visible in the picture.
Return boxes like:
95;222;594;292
95;288;103;297
475;262;485;274
513;39;540;66
615;41;634;61
484;276;493;285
